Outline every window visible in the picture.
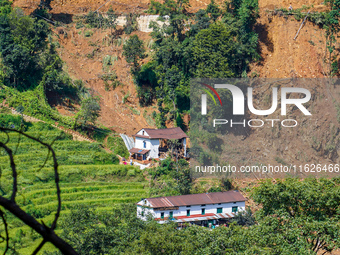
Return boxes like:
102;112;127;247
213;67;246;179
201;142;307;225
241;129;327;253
233;202;237;204
143;141;146;148
186;205;191;207
218;203;221;205
161;212;164;219
169;211;173;219
232;206;238;213
201;204;206;206
217;208;222;213
142;131;145;135
187;210;190;216
141;211;144;216
201;208;205;215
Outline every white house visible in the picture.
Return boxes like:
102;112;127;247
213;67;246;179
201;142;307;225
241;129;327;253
129;127;188;160
136;191;246;226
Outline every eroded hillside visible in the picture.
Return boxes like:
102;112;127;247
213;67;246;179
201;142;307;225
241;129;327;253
12;0;340;165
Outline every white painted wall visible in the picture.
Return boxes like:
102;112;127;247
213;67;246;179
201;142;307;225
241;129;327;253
183;138;187;157
136;201;246;222
149;139;160;158
134;129;160;159
137;206;156;221
136;129;149;136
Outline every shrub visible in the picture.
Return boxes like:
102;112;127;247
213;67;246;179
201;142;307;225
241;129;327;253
99;71;121;91
107;135;129;158
0;114;30;130
84;30;93;37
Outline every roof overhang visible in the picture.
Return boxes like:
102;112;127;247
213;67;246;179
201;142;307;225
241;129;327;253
129;148;150;155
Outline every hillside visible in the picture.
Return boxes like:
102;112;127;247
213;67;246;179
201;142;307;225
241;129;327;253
0;113;148;253
10;0;340;167
12;0;335;130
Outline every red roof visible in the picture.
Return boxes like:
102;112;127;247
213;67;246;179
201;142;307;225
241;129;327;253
134;127;188;140
129;148;150;155
146;191;246;208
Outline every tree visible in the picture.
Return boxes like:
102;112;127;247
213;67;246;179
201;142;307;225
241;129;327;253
124;12;139;34
141;0;259;128
148;158;192;196
75;96;101;129
0;3;50;90
230;207;255;226
38;0;53;10
252;178;340;254
192;22;235;78
0;127;78;254
122;35;145;73
59;204;145;255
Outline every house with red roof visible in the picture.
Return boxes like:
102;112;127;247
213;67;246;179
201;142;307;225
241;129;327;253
129;127;188;160
136;191;246;226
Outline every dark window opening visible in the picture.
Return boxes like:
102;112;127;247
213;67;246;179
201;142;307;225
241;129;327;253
232;206;238;213
161;212;164;219
187;210;190;216
201;208;205;215
217;208;222;213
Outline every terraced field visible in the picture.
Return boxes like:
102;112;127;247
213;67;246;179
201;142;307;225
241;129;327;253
0;114;148;253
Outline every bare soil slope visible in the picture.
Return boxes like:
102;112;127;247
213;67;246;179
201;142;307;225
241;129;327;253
12;0;340;164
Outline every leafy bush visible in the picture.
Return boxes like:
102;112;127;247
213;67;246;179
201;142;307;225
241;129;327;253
0;114;30;130
84;30;93;37
107;135;129;158
123;35;145;73
83;9;117;29
100;71;121;91
124;13;139;34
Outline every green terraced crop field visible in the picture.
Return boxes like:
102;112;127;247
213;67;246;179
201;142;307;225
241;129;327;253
0;114;148;253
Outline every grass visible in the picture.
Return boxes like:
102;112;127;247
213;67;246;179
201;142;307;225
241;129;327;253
0;115;148;252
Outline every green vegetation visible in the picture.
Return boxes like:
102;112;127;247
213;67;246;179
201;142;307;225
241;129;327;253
48;178;340;254
122;35;146;73
0;1;49;90
75;95;101;128
100;71;121;91
125;0;259;128
84;30;93;37
124;13;139;34
148;158;192;196
0;116;147;253
107;134;129;158
82;8;118;30
0;0;104;141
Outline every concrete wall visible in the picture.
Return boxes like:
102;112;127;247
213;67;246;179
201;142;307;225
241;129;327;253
136;201;246;222
135;129;160;159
